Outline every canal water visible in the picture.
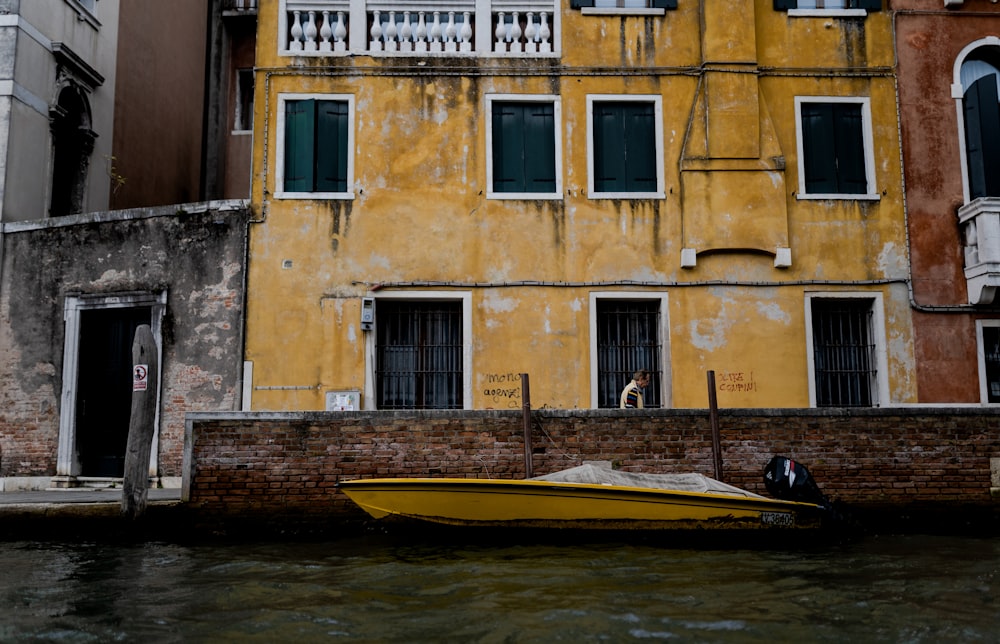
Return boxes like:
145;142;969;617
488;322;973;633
0;532;997;642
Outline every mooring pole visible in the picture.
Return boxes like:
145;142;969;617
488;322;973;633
707;370;723;481
122;325;158;520
520;373;533;479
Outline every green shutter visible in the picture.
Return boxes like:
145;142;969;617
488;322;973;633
571;0;595;7
493;102;525;192
964;75;1000;199
832;103;867;195
524;103;556;193
855;0;881;10
801;103;838;194
284;99;315;192
773;0;797;9
623;103;657;193
316;100;348;193
594;103;625;192
651;0;678;8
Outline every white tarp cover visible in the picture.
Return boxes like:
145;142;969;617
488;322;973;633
531;464;767;499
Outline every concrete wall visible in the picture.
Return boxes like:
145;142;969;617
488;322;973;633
0;201;249;487
183;408;1000;529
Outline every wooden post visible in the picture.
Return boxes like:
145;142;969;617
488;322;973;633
520;373;533;479
121;324;158;520
707;370;723;481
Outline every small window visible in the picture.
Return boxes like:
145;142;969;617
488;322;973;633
795;97;877;199
809;298;877;407
572;0;676;8
976;321;1000;403
276;95;354;198
234;69;254;132
774;0;881;11
587;96;664;199
487;96;561;199
595;299;663;408
376;301;464;409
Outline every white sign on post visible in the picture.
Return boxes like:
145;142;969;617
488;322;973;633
133;364;148;391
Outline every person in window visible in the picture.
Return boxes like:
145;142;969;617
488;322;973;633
619;369;651;409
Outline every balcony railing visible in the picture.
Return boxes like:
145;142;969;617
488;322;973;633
281;0;558;56
959;197;1000;305
224;0;258;10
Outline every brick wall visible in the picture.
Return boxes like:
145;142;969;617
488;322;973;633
183;408;1000;531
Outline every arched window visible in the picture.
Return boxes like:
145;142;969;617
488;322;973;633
959;47;1000;201
49;84;96;217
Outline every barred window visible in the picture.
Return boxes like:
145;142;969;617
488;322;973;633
376;301;463;409
811;298;877;406
596;300;662;408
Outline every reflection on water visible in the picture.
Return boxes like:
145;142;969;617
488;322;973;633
0;534;997;642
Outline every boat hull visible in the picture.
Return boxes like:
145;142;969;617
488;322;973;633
338;478;825;531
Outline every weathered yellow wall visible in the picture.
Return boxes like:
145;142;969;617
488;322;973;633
245;0;915;410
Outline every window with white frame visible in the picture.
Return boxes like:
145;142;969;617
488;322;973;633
369;293;472;410
795;97;877;199
774;0;880;14
487;95;561;199
590;292;669;408
276;94;354;199
959;50;1000;201
976;320;1000;403
806;294;888;407
587;96;665;199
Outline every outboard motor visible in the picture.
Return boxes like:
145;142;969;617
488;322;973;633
763;456;829;507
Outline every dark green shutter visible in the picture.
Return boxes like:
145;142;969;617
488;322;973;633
570;0;595;7
316;100;348;192
855;0;881;10
801;103;838;194
624;103;657;193
493;103;525;192
284;99;315;192
964;75;1000;199
773;0;797;9
651;0;678;8
833;103;867;195
594;104;625;193
525;103;556;193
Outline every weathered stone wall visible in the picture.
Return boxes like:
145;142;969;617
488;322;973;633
184;408;1000;528
0;202;249;482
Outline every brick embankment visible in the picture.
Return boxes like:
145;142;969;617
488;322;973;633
177;408;1000;538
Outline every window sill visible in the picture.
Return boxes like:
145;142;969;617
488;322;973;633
588;191;666;200
230;129;253;136
580;8;666;16
787;9;867;17
487;192;563;200
796;192;880;201
273;191;355;200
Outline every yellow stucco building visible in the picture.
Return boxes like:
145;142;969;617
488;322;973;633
245;0;915;411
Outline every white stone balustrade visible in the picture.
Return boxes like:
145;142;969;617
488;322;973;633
282;0;557;55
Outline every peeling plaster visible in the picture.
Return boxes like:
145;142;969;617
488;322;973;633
877;242;907;278
756;299;790;324
483;291;517;313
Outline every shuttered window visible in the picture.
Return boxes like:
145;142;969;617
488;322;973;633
963;74;1000;200
811;299;877;407
800;101;869;195
491;102;557;194
283;99;349;193
572;0;677;8
773;0;881;9
596;300;662;408
376;301;463;409
593;102;657;194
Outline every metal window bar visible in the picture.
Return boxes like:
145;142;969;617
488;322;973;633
811;299;876;407
596;300;662;408
376;301;463;409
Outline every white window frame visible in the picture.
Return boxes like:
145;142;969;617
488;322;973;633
976;319;1000;404
952;37;1000;205
804;292;889;408
588;291;671;409
274;93;355;200
794;96;878;201
486;94;563;200
362;290;473;410
586;95;666;200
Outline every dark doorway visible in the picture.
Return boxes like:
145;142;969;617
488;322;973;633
75;307;152;477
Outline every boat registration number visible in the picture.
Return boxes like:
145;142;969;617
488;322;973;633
760;512;794;527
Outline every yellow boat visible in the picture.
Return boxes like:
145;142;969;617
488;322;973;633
338;464;827;531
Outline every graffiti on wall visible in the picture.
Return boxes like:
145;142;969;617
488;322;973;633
716;371;758;394
482;371;522;408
